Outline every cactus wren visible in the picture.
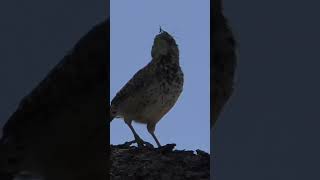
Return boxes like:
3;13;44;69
110;30;184;148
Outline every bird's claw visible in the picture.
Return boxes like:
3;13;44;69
131;138;154;148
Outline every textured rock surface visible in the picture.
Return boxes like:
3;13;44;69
110;143;210;180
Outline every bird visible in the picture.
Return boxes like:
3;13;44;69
110;29;184;148
0;20;109;180
212;0;237;128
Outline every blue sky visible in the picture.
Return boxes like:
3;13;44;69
110;0;210;152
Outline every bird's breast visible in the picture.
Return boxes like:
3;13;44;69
118;70;183;124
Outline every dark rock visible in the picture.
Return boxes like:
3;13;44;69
110;143;210;180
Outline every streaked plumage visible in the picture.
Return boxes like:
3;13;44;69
110;30;183;147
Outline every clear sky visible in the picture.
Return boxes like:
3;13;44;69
110;0;210;152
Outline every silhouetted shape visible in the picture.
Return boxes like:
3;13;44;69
212;0;237;128
0;19;109;180
110;30;183;148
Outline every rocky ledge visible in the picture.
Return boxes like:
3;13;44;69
110;142;210;180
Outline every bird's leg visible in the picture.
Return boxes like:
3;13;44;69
147;123;161;148
124;120;145;147
150;132;161;148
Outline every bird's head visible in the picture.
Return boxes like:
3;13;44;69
151;29;178;59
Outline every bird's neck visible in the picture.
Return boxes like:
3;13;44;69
152;45;179;64
153;53;179;67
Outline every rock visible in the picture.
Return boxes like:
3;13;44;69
110;143;210;180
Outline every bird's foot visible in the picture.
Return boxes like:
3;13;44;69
142;141;154;148
131;138;154;148
157;143;176;152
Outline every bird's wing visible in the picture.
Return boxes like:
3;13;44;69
111;62;155;108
